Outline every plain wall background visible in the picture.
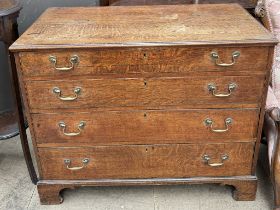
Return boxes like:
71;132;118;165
0;0;99;112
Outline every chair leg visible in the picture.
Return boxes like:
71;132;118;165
263;110;280;210
273;147;280;210
274;182;280;210
6;47;38;184
100;0;109;6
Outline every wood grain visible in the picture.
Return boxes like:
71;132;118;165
32;109;259;147
0;0;18;11
37;176;257;205
38;143;255;180
24;76;265;111
10;4;276;205
251;47;275;174
18;47;269;78
0;111;20;140
9;4;277;51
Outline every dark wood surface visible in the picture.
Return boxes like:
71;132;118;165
263;108;280;210
0;111;19;140
259;4;280;209
0;0;21;139
11;4;277;204
99;0;109;6
8;52;38;184
37;176;257;204
0;0;37;184
0;0;21;16
0;0;21;44
9;4;277;51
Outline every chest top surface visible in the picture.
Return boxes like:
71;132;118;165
10;4;277;51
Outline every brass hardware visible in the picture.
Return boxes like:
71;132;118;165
64;158;90;171
49;55;79;71
53;87;81;101
204;118;233;133
58;121;86;137
203;154;229;167
211;51;240;67
208;83;237;97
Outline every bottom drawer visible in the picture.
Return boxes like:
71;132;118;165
38;143;254;180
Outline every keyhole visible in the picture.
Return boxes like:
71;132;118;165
145;148;148;152
144;113;147;118
143;53;148;59
144;80;147;86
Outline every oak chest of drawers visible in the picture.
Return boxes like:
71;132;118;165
10;4;277;204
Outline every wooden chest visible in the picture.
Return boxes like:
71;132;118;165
10;4;277;204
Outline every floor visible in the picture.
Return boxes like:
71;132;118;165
0;133;275;210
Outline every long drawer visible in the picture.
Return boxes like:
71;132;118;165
24;76;265;111
19;46;269;78
38;143;255;180
32;109;259;147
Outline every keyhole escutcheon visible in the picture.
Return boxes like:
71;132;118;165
144;79;148;86
143;53;148;59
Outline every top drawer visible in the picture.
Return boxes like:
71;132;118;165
18;46;269;78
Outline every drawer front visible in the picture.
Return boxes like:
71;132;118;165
25;76;264;111
32;109;258;147
19;47;269;77
38;143;254;180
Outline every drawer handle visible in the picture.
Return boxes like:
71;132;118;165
64;158;90;171
49;55;79;71
208;83;237;97
204;118;233;133
203;154;229;167
211;51;240;67
53;87;81;101
58;121;86;137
